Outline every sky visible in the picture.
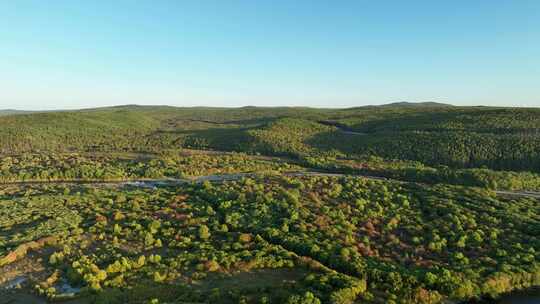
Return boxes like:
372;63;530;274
0;1;539;110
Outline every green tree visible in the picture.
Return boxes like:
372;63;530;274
199;225;211;240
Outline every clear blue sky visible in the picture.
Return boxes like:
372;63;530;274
1;1;539;110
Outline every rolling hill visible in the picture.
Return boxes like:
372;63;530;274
1;104;539;172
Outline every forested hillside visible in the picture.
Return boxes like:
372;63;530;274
1;104;539;172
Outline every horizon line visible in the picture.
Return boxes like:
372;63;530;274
4;101;540;112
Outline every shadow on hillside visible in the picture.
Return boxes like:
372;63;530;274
342;108;540;134
172;117;275;126
156;126;260;152
304;130;370;156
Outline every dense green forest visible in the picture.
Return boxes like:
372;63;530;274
1;176;538;303
1;104;539;303
1;105;540;171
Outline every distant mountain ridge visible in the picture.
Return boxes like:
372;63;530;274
0;102;504;113
344;101;454;111
0;109;34;116
1;101;454;114
381;101;454;107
